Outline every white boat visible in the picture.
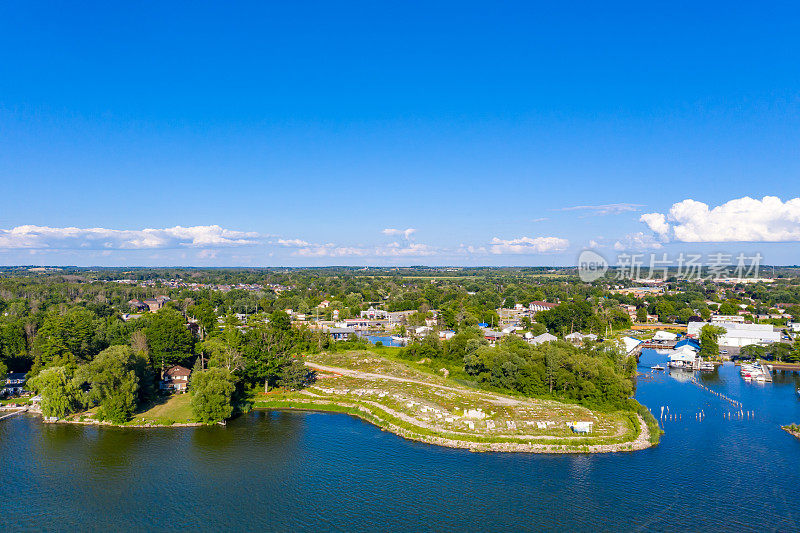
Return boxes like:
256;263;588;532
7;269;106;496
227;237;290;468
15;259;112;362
651;365;665;371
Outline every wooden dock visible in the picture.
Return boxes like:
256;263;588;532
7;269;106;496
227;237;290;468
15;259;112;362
761;364;773;382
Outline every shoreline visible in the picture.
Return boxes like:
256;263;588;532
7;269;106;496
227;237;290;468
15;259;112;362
252;399;653;454
9;401;654;453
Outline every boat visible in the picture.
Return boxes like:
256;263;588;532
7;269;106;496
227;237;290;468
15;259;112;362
651;365;665;371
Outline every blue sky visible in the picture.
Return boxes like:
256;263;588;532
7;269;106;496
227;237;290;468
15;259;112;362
1;2;800;267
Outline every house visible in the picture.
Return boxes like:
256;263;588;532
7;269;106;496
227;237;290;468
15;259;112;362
360;307;389;320
160;365;191;393
4;373;26;395
529;301;558;313
128;299;148;311
484;330;504;342
564;332;585;344
143;298;161;312
529;332;557;345
317;300;330;309
328;327;355;340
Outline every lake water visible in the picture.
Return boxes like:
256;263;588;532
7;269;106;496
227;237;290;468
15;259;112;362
2;349;800;532
356;332;404;347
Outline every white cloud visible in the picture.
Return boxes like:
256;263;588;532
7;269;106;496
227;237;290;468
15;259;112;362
558;203;643;216
0;225;260;250
613;232;664;251
640;196;800;242
489;236;569;254
639;213;669;236
276;238;311;247
291;241;436;258
382;228;416;240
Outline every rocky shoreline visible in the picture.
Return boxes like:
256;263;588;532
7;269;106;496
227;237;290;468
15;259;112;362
254;399;652;454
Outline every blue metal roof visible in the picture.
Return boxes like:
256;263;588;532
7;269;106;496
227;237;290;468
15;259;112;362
675;338;701;350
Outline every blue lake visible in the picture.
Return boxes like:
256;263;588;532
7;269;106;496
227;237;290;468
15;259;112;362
2;349;800;532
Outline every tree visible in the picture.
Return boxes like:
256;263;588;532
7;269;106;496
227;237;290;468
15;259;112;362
27;366;82;418
277;360;315;390
699;324;726;359
190;367;236;423
144;308;193;369
243;322;295;392
765;342;791;362
269;310;292;331
739;344;766;361
636;307;647;323
75;345;149;423
719;302;738;315
190;303;219;340
787;339;800;364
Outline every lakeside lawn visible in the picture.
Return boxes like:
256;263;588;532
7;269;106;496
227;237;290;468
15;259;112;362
127;393;195;425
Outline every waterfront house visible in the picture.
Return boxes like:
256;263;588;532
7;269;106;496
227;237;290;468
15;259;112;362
160;365;191;393
4;373;26;395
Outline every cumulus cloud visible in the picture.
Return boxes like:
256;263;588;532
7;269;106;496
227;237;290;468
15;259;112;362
558;203;643;216
0;225;260;250
489;236;569;254
613;232;664;251
382;228;416;240
640;196;800;242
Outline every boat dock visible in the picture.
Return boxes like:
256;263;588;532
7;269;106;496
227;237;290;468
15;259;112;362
761;364;773;382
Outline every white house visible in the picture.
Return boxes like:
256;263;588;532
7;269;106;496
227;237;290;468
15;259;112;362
529;332;557;345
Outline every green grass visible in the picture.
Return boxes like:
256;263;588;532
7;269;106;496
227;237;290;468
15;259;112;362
0;397;31;406
252;349;652;452
126;393;195;425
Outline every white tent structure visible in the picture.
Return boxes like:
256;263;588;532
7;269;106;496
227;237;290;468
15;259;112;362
652;330;678;341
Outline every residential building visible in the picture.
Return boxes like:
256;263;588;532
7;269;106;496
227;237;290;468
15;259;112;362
360;307;389;319
4;372;26;395
160;365;191;393
529;301;558;313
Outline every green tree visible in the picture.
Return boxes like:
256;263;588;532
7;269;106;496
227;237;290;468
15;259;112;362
75;345;150;423
636;307;647;323
739;344;766;361
190;367;236;423
144;308;193;369
27;366;82;418
277;359;315;390
699;324;726;359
